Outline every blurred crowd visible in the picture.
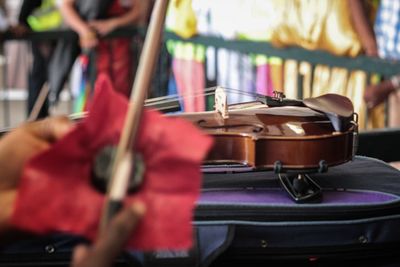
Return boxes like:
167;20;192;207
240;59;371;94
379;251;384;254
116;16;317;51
0;0;399;130
165;0;400;129
0;0;153;121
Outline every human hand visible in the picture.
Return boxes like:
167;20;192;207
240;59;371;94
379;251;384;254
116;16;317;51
79;28;98;49
364;41;379;57
89;20;118;36
0;116;74;190
364;80;395;109
0;116;74;230
365;46;379;57
70;202;146;267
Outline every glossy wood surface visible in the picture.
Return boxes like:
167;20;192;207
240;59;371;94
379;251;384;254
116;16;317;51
178;105;356;170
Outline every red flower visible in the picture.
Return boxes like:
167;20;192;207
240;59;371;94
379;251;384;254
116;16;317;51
12;75;213;250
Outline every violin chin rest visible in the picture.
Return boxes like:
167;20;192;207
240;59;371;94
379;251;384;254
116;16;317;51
303;94;354;118
304;94;355;132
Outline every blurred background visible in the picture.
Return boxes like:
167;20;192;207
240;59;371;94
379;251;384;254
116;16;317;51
0;0;399;132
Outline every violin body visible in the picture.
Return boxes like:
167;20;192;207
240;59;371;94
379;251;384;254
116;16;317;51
176;103;357;171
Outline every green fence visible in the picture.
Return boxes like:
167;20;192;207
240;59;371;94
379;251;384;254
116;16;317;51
2;27;400;128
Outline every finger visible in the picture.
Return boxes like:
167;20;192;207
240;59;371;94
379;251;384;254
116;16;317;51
92;202;146;262
0;133;49;190
71;245;91;265
88;24;98;30
23;116;74;142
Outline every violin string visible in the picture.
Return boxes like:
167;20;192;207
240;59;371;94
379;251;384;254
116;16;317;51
144;87;261;107
144;87;217;103
71;88;263;116
145;92;217;107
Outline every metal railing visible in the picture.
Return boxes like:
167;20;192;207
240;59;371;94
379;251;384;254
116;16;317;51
165;31;400;77
2;27;400;126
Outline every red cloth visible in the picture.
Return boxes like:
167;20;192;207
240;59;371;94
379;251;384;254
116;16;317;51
96;0;133;98
96;38;133;97
108;0;129;17
11;75;213;250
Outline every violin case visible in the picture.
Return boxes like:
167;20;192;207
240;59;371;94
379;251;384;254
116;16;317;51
2;156;400;267
144;156;400;267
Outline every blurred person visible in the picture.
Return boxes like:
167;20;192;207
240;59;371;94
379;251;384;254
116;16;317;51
359;0;400;113
59;0;148;100
348;0;379;57
0;0;9;34
13;0;60;119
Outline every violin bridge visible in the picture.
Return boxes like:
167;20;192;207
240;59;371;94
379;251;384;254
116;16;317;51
215;86;229;119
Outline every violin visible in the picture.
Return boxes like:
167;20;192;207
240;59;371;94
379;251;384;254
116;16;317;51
154;88;358;172
150;88;358;203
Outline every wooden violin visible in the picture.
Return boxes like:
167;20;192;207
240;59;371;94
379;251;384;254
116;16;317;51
156;88;358;203
167;88;358;173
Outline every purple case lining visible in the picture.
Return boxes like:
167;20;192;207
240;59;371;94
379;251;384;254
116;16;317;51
199;188;398;205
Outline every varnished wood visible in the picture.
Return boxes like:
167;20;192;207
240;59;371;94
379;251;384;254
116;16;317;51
179;105;356;171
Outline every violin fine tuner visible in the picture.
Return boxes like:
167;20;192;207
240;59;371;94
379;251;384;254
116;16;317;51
91;146;145;194
272;91;286;101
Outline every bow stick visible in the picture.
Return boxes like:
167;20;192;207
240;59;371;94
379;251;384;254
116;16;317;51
99;0;170;233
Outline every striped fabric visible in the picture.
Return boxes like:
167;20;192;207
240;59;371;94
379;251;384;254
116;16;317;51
375;0;400;60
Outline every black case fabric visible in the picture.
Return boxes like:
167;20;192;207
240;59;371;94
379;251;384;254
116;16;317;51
195;156;400;266
1;156;400;267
